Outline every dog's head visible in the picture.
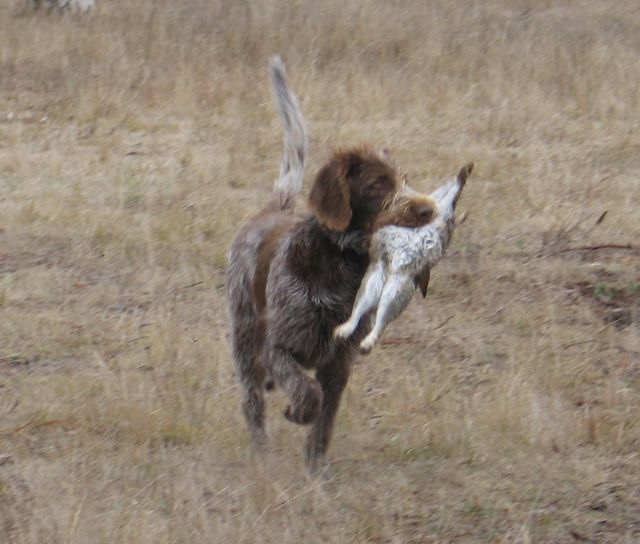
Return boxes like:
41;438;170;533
309;146;436;233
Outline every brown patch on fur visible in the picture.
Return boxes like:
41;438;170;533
252;212;298;316
308;157;352;231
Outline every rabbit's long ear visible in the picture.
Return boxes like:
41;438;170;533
414;266;431;298
451;162;474;209
457;162;474;187
429;162;475;204
429;179;456;203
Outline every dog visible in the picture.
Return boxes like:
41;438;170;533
334;163;474;354
226;56;437;473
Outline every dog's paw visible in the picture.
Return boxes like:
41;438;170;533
249;428;269;451
306;457;335;481
284;384;323;425
284;403;318;425
333;321;356;340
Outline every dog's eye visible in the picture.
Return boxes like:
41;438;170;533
371;177;389;191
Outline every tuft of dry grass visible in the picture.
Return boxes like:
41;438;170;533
1;0;639;542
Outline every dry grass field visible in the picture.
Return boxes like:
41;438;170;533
1;1;639;542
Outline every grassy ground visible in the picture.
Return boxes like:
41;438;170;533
1;1;639;542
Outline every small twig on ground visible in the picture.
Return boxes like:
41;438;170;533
434;315;455;330
0;454;13;466
594;210;607;226
0;419;72;437
126;336;149;344
562;340;598;349
380;336;419;347
554;243;635;255
179;281;204;290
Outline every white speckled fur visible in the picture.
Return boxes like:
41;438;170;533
334;170;469;353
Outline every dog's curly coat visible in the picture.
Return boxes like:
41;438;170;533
226;57;436;473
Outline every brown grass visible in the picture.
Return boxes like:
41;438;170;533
1;0;639;542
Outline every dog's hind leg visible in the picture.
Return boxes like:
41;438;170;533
231;317;269;448
227;257;269;447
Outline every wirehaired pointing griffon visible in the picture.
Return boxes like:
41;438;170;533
226;56;437;474
334;163;474;354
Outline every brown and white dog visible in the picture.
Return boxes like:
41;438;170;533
226;57;436;473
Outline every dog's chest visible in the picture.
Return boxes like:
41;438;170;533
306;250;367;314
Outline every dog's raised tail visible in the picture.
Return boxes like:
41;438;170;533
269;56;308;211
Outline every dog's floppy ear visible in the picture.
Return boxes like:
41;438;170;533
308;156;352;231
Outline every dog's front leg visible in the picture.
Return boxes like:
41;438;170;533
266;345;323;425
305;357;351;476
